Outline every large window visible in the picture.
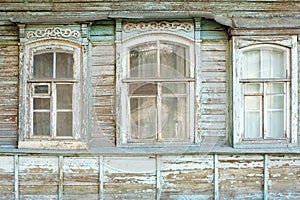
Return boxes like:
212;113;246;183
232;36;298;147
117;33;196;146
128;41;192;142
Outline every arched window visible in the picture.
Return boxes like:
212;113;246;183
232;36;298;147
126;40;192;142
241;46;289;139
19;38;88;149
116;24;198;146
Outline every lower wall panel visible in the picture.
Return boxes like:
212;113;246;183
0;154;299;199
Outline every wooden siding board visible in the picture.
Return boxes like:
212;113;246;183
104;157;156;199
218;155;264;198
268;155;300;197
0;44;18;141
160;155;214;198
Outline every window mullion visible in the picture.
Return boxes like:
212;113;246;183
157;41;160;78
263;83;267;139
51;83;56;139
53;52;56;79
157;83;162;141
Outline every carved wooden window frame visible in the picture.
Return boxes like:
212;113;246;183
18;25;89;150
116;20;202;147
232;34;298;148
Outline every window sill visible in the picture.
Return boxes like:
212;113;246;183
0;142;299;155
233;141;297;149
18;140;87;150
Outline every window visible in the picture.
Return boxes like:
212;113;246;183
31;51;76;138
18;34;89;149
127;40;193;142
232;35;298;147
116;20;199;146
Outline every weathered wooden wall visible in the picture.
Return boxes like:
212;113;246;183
1;1;300;199
0;153;300;199
2;1;300;28
0;21;18;147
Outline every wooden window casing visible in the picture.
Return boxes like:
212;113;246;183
232;36;298;147
19;40;88;150
117;34;197;146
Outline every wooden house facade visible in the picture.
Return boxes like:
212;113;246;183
1;1;300;199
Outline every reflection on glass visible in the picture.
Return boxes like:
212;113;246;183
130;98;157;140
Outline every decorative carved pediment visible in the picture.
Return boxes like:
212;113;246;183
123;21;193;33
26;27;80;39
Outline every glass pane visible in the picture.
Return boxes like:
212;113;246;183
267;83;284;94
57;84;73;110
33;98;50;110
271;50;285;78
261;49;272;78
56;53;74;78
129;42;158;78
162;83;187;95
267;96;284;110
242;50;260;78
33;53;53;78
267;111;284;138
129;83;157;96
245;96;261;110
160;42;188;78
57;112;73;136
244;84;262;94
130;97;157;140
245;112;261;138
161;97;187;140
245;96;261;138
34;85;49;94
33;112;50;136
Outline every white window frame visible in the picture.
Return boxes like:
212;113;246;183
19;39;88;150
116;20;201;147
232;35;298;147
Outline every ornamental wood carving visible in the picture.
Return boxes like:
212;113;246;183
26;27;80;39
123;21;193;33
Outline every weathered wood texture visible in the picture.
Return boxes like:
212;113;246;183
0;44;18;146
0;154;299;199
2;1;300;28
201;41;228;144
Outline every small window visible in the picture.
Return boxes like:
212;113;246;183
242;48;288;140
19;40;88;149
31;52;75;138
232;36;298;147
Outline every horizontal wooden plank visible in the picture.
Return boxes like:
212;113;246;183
19;156;58;173
92;85;115;96
63;185;99;194
63;157;99;173
0;115;17;123
104;157;156;174
19;185;58;195
19;173;58;185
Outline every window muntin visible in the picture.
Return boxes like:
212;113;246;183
241;46;289;140
124;40;193;143
30;51;75;138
